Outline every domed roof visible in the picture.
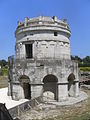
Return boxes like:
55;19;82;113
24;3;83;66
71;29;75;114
29;16;54;22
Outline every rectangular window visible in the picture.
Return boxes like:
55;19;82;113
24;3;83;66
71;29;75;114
25;44;33;58
54;32;58;36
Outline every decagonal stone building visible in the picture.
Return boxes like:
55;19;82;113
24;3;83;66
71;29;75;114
8;16;79;101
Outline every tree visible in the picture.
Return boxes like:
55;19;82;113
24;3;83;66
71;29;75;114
83;56;90;63
0;59;8;68
71;55;82;67
71;55;82;62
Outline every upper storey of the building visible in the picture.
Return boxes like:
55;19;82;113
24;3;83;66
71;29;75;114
15;16;71;43
15;16;71;60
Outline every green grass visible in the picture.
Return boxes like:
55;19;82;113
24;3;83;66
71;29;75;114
71;113;90;120
0;76;8;88
1;67;8;76
79;67;90;71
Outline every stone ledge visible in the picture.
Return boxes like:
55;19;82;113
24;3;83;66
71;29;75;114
46;91;88;106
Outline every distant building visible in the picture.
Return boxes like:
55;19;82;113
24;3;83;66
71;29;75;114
8;16;79;101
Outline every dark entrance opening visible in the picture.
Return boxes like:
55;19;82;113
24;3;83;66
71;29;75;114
25;44;33;58
19;75;31;99
43;74;58;100
23;83;31;99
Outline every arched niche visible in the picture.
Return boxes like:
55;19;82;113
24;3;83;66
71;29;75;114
43;74;58;100
68;73;75;97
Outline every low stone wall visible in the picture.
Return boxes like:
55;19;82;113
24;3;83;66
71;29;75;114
9;96;42;119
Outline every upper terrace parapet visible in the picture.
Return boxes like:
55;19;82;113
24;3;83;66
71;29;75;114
15;16;70;36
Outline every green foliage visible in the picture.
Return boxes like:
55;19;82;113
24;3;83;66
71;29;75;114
1;67;8;76
79;63;90;67
80;67;90;71
71;55;82;62
71;55;90;67
0;59;8;68
83;56;90;63
0;59;8;76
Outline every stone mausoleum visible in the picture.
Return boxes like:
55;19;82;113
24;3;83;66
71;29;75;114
8;16;79;101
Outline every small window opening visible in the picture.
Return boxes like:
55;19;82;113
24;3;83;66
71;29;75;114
40;64;44;66
30;33;33;36
54;32;58;36
25;44;33;58
42;44;46;46
50;44;54;46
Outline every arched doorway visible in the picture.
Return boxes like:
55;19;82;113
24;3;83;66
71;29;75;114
43;74;58;100
68;73;75;97
19;75;31;99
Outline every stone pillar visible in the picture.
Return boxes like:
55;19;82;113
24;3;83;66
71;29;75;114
24;17;29;27
8;82;11;96
12;84;24;100
69;83;75;97
31;85;43;99
20;43;25;59
58;83;68;101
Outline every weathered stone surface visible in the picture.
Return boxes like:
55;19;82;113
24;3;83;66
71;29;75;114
8;16;79;101
19;90;88;120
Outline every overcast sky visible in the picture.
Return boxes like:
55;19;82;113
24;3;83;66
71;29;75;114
0;0;90;60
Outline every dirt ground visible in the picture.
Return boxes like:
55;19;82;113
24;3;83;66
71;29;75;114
19;87;90;120
0;76;90;119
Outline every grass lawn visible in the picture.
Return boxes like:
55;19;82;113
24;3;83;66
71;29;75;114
71;113;90;120
79;67;90;72
0;76;8;88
